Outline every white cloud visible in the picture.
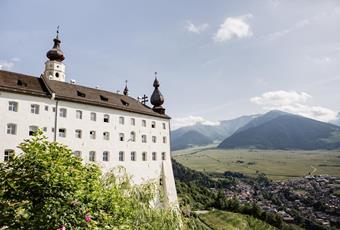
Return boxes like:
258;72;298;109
250;90;337;122
250;90;311;106
213;14;253;43
186;21;209;34
171;116;220;130
0;58;20;71
0;60;15;70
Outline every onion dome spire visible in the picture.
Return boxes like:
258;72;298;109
123;80;129;96
150;72;165;114
46;26;65;62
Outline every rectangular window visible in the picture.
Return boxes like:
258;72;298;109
76;110;83;119
29;126;38;136
162;152;166;161
4;149;14;161
152;152;157;161
90;131;96;139
119;151;124;161
43;127;47;132
103;132;110;140
119;116;124;124
103;151;109;162
142;152;147;161
7;123;17;135
59;128;66;138
75;129;82;138
163;136;167;144
131;118;135;126
45;105;49;111
131;151;136;161
31;104;40;114
119;133;124;141
152;136;157;143
141;135;147;143
162;122;166;129
151;121;156;128
73;151;81;157
59;108;67;117
89;151;96;162
53;107;56;112
104;114;110;123
142;120;146;127
90;112;96;121
8;101;18;112
130;132;136;142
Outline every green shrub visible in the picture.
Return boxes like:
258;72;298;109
0;131;180;229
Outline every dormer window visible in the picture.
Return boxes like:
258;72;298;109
77;91;86;98
17;80;27;87
100;95;108;102
121;99;129;106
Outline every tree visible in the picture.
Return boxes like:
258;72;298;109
0;131;180;229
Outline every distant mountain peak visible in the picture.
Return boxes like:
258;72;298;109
218;111;340;150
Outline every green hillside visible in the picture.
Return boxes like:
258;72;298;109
198;210;278;230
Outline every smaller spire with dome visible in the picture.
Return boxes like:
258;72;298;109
150;72;165;114
43;26;66;82
46;26;65;62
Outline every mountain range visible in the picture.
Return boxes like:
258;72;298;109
171;110;340;151
171;114;258;150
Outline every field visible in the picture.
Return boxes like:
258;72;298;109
198;210;278;230
173;147;340;180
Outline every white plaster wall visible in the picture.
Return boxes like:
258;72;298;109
0;90;178;206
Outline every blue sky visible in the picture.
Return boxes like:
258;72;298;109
1;0;340;129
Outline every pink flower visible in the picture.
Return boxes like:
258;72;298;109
57;226;66;230
85;214;91;222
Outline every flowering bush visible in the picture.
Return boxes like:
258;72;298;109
0;131;180;229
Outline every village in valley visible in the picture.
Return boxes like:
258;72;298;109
223;174;340;228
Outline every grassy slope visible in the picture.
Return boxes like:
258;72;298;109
173;148;340;180
198;210;278;230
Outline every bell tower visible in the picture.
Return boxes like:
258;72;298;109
43;27;66;82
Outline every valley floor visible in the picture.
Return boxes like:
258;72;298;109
173;147;340;180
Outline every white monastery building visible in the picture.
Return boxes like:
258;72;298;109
0;31;178;207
